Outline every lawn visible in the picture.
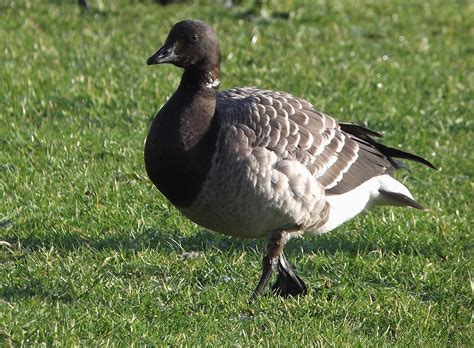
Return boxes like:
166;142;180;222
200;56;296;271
1;0;472;345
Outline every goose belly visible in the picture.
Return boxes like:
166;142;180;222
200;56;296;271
179;149;327;238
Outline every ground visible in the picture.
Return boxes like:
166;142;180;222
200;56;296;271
1;0;472;345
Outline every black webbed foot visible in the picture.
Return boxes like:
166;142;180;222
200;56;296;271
249;231;307;302
271;253;307;297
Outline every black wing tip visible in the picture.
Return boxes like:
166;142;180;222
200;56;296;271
363;135;437;171
339;123;384;138
387;147;437;170
339;122;437;170
423;159;437;170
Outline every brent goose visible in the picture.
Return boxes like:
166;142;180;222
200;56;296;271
145;20;435;301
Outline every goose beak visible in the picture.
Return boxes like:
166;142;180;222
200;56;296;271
147;43;177;65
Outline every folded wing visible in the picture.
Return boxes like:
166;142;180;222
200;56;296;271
216;87;434;196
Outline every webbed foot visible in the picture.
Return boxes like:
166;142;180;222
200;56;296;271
271;253;307;297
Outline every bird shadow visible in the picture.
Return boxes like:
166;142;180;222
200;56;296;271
2;223;434;258
1;226;443;304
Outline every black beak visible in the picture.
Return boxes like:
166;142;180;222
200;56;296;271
147;43;175;65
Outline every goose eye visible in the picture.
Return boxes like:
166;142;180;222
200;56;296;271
189;34;198;42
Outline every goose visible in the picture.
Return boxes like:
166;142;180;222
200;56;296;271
144;19;435;301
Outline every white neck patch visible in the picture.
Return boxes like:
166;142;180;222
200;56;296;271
205;77;220;89
203;71;220;89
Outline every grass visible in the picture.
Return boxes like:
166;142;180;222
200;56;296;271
1;0;472;345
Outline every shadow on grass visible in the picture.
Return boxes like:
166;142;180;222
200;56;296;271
1;226;448;304
3;228;258;254
0;281;75;304
3;225;430;258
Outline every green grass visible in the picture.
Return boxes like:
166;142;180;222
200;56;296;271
1;0;472;345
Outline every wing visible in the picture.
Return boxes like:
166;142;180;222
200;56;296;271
216;87;433;196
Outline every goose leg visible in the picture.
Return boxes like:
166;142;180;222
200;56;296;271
249;230;288;302
248;255;275;303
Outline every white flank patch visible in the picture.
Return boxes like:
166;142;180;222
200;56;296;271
316;174;414;233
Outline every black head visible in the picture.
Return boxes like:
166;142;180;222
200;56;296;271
147;20;220;72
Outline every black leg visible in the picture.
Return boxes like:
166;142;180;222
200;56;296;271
271;253;307;297
249;255;274;303
78;0;88;11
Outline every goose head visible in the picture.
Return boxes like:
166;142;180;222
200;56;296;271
147;19;220;73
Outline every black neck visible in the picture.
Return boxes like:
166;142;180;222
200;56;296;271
144;65;221;207
179;66;220;94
